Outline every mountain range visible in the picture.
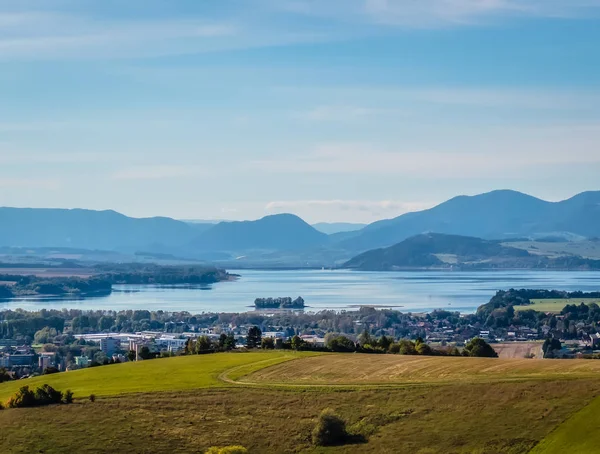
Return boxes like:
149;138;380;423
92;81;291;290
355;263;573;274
1;190;599;264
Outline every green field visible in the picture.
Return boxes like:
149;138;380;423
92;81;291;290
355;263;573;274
2;352;600;453
0;351;317;402
514;298;600;313
531;393;600;454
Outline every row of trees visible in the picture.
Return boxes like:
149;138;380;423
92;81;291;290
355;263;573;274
243;327;498;358
183;333;237;355
2;384;73;409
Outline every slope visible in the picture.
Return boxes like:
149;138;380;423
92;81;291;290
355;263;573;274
339;190;600;252
0;207;211;252
344;232;529;270
188;213;330;253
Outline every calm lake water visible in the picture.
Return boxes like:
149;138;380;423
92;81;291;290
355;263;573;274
3;270;600;314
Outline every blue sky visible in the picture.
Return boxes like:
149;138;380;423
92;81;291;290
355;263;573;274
1;0;600;223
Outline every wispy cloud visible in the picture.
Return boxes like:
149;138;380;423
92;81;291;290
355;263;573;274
0;177;60;190
0;12;237;59
111;165;206;181
254;134;600;178
265;199;435;222
272;0;600;27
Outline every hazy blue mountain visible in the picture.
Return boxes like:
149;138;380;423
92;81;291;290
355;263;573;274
344;233;531;270
338;190;600;252
0;207;209;251
188;213;330;253
312;222;366;235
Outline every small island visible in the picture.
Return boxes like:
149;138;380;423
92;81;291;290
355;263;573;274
254;296;305;309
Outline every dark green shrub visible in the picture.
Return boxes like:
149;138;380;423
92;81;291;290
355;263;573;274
312;408;348;446
89;394;96;403
7;386;37;408
63;389;74;404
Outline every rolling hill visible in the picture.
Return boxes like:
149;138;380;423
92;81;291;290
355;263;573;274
344;233;531;270
187;213;330;254
0;207;211;252
337;190;600;252
1;352;599;453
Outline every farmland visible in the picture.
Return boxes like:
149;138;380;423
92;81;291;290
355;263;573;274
514;298;600;313
243;354;600;386
2;352;600;453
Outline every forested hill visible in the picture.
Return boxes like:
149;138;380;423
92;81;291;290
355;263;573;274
337;190;600;252
343;233;600;271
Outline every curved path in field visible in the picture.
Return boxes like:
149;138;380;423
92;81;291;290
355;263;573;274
223;353;600;388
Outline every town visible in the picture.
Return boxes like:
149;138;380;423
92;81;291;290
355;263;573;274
1;289;600;379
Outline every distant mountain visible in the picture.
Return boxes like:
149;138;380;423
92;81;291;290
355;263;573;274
312;222;366;235
338;190;600;252
344;233;530;270
0;207;209;252
188;213;329;253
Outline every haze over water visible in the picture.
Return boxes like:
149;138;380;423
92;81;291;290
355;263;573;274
3;270;600;314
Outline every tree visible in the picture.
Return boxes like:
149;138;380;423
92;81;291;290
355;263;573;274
43;366;60;375
127;350;136;362
138;346;153;360
0;368;12;383
34;327;58;345
261;337;275;349
542;337;562;358
184;338;194;355
63;389;74;404
463;338;498;358
195;335;213;354
218;333;228;349
358;330;373;347
326;335;355;353
224;333;236;351
291;335;305;351
378;335;392;351
246;326;262;349
312;408;348;446
415;342;434;356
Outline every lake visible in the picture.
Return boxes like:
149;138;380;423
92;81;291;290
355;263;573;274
3;269;600;314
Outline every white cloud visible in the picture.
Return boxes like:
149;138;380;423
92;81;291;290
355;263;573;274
271;0;600;27
0;11;237;59
265;199;436;222
111;165;206;181
253;131;600;178
0;177;60;189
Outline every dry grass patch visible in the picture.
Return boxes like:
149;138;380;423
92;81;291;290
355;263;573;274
244;354;600;386
1;380;599;453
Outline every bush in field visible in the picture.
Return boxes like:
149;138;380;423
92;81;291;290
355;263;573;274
6;386;37;408
63;389;74;404
34;384;63;406
205;446;248;454
463;337;498;358
312;408;349;446
89;394;96;403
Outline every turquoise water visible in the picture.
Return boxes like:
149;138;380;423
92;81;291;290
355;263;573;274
3;269;600;314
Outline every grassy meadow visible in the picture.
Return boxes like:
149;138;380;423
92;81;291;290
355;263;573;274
2;352;600;453
514;298;600;313
0;351;317;402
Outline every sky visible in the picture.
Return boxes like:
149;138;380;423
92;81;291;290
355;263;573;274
1;0;600;223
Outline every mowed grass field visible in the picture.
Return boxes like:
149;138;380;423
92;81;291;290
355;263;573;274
531;393;600;454
0;351;318;402
244;353;600;386
514;298;600;313
3;352;600;453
